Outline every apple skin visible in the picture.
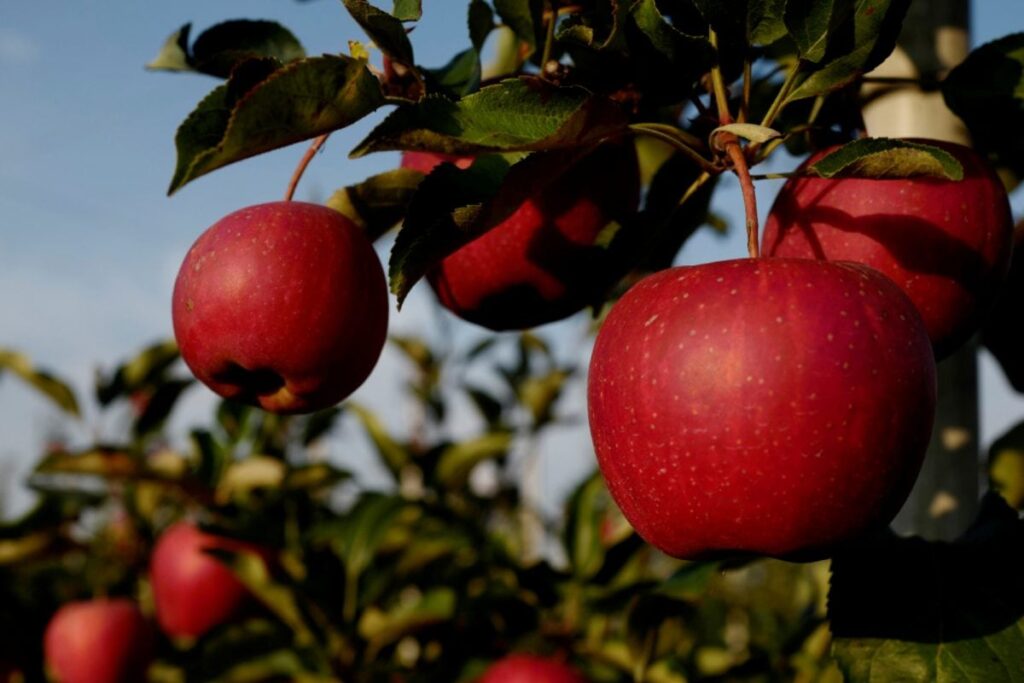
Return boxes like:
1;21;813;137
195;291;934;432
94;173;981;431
43;598;153;683
588;258;937;560
150;522;266;639
173;201;388;414
982;222;1024;391
400;151;473;174
410;144;639;331
478;654;588;683
762;139;1013;359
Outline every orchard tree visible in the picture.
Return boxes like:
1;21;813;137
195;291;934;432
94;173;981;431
1;1;1023;682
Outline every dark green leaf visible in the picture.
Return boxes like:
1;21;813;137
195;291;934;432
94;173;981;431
748;0;787;46
564;473;607;579
0;348;79;417
147;21;305;78
133;379;194;438
326;168;423;241
347;403;410;478
830;493;1024;683
388;156;511;306
630;0;710;67
392;0;422;21
96;339;180;406
170;55;384;194
351;77;629;157
465;386;505;427
434;431;512;489
784;0;851;64
301;407;344;446
809;138;963;180
342;0;415;65
943;33;1024;179
691;0;747;44
493;0;544;57
786;0;911;102
469;0;496;53
427;48;482;97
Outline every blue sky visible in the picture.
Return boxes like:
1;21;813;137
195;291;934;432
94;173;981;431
1;1;1022;517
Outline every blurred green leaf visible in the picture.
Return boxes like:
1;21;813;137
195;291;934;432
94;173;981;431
943;33;1024;179
348;403;410;478
35;447;143;479
219;550;318;646
809;138;964;180
564;473;607;580
0;348;80;417
435;431;512;489
134;379;194;438
301;407;344;446
358;587;456;659
343;0;415;64
170;55;384;193
147;21;306;78
96;339;180;406
351;77;629;157
284;463;351;492
518;369;572;427
492;0;543;57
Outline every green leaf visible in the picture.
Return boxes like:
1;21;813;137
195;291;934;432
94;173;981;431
388;155;511;306
351;77;629;157
147;21;306;78
358;587;456;659
786;0;911;102
0;348;79;417
284;462;351;491
784;0;851;64
492;0;544;57
943;33;1024;179
518;368;572;427
170;55;384;194
564;473;607;579
342;0;415;65
133;379;193;438
435;431;513;489
347;403;410;478
711;122;781;146
809;138;964;180
35;447;144;479
427;48;482;97
301;407;344;446
988;421;1024;510
830;493;1024;683
469;0;496;54
630;0;710;68
327;168;423;241
691;0;747;44
748;0;787;46
392;0;422;21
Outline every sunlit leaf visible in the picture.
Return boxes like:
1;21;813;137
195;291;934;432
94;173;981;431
809;138;963;179
0;348;79;417
342;0;415;64
435;431;513;489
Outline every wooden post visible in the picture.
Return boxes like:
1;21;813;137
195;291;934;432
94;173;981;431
861;0;978;540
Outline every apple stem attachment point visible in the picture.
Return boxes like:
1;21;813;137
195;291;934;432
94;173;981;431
284;133;330;202
721;132;760;258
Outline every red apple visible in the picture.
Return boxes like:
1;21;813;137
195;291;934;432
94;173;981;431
983;221;1024;391
172;201;388;414
762;139;1013;358
150;522;266;639
400;151;473;174
411;143;639;330
588;258;937;560
43;598;153;683
479;654;588;683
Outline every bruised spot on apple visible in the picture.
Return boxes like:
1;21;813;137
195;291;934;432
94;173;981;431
172;201;388;414
763;139;1013;359
150;522;268;639
478;654;588;683
43;598;153;683
403;143;640;331
588;258;937;561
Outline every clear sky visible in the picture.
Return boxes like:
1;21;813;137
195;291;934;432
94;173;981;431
1;1;1022;517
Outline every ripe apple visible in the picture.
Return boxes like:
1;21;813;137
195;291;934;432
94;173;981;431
400;151;473;174
411;143;639;330
588;258;937;560
43;598;153;683
762;139;1013;358
478;654;588;683
150;521;266;639
983;221;1024;391
172;201;388;414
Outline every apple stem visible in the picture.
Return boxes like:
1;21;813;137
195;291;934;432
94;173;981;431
284;133;330;202
708;29;760;258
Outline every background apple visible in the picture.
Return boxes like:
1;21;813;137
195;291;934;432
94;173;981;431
762;139;1013;358
400;151;473;174
172;201;388;414
416;143;640;331
150;521;266;639
478;654;588;683
588;258;937;560
43;598;153;683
